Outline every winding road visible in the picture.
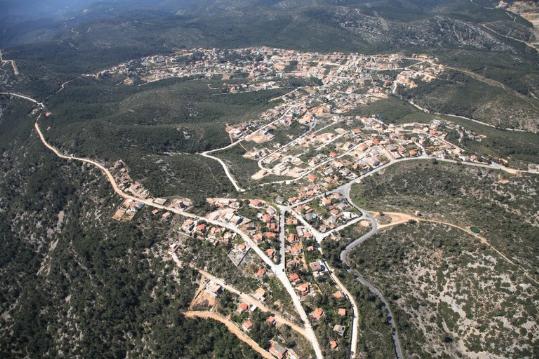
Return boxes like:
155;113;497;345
201;146;246;192
195;267;309;338
339;188;405;359
4;59;537;359
35;118;324;359
2;91;325;359
199;105;296;193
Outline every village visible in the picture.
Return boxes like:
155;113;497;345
90;47;441;94
242;115;492;205
96;46;527;358
173;197;359;358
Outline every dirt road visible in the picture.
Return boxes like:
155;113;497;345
378;212;538;285
196;268;308;338
183;311;275;359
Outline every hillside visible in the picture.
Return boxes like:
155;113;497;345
1;1;538;358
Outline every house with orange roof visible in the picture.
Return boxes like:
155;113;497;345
286;217;298;225
288;273;300;284
261;213;272;223
266;316;276;326
255;267;266;278
196;223;207;233
311;307;324;321
237;302;249;313
269;341;287;359
321;197;332;206
296;282;310;296
289;243;303;256
249;199;264;208
242;319;253;332
287;233;298;243
253;233;263;243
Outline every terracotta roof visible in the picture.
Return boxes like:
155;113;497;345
255;267;266;278
242;319;253;331
288;273;300;283
237;303;249;312
311;307;324;320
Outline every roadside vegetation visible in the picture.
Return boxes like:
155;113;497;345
322;224;396;358
351;160;539;276
347;222;538;358
38;77;285;201
401;70;539;132
0;101;261;358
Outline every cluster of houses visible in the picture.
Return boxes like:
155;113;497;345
268;340;299;359
181;218;238;247
228;104;294;142
179;198;283;265
294;192;359;233
305;287;352;352
308;291;353;353
240;199;281;262
191;276;300;358
257;116;496;205
241;112;424;192
233;287;303;358
283;217;320;298
96;47;434;95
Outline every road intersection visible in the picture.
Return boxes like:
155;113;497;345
4;81;537;359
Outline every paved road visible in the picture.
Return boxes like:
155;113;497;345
200;106;296;193
325;261;360;358
200;150;246;192
2;89;322;355
0;92;45;108
278;207;287;270
33;114;324;359
12;85;537;359
380;214;539;286
339;187;405;359
25;97;325;359
351;270;404;359
408;98;534;133
288;154;535;212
